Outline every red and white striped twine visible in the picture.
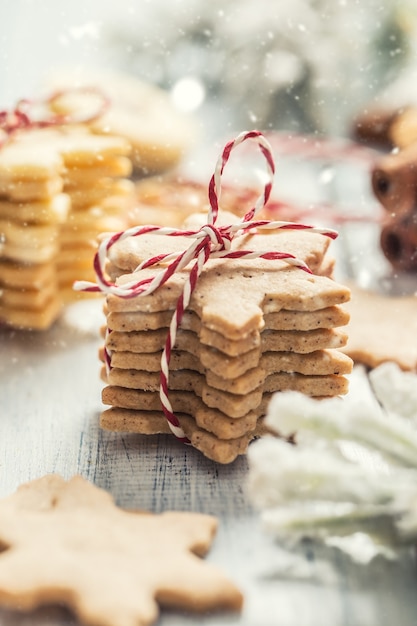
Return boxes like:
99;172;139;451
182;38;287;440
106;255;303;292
74;130;338;443
0;87;109;148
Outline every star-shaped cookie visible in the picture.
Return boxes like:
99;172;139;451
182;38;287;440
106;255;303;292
0;475;243;626
105;223;349;339
341;283;417;370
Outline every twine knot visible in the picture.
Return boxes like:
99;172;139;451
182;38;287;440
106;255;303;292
197;222;233;253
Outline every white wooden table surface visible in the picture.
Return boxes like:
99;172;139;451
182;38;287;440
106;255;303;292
2;150;417;626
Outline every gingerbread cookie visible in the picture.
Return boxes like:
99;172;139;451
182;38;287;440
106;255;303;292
0;475;243;626
341;283;417;371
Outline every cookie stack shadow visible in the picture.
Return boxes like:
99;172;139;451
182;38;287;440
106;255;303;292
98;212;353;463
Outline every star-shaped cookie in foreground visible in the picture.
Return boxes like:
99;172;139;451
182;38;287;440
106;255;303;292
0;475;243;626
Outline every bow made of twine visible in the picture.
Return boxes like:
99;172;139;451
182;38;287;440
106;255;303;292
74;129;338;443
0;87;110;148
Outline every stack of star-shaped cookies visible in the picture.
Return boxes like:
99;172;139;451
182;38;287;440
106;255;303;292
99;211;353;463
0;126;134;329
0;135;69;329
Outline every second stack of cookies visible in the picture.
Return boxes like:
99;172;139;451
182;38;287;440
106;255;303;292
0;125;135;329
0;135;69;329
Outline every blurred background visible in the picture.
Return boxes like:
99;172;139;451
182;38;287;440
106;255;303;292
1;0;417;140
